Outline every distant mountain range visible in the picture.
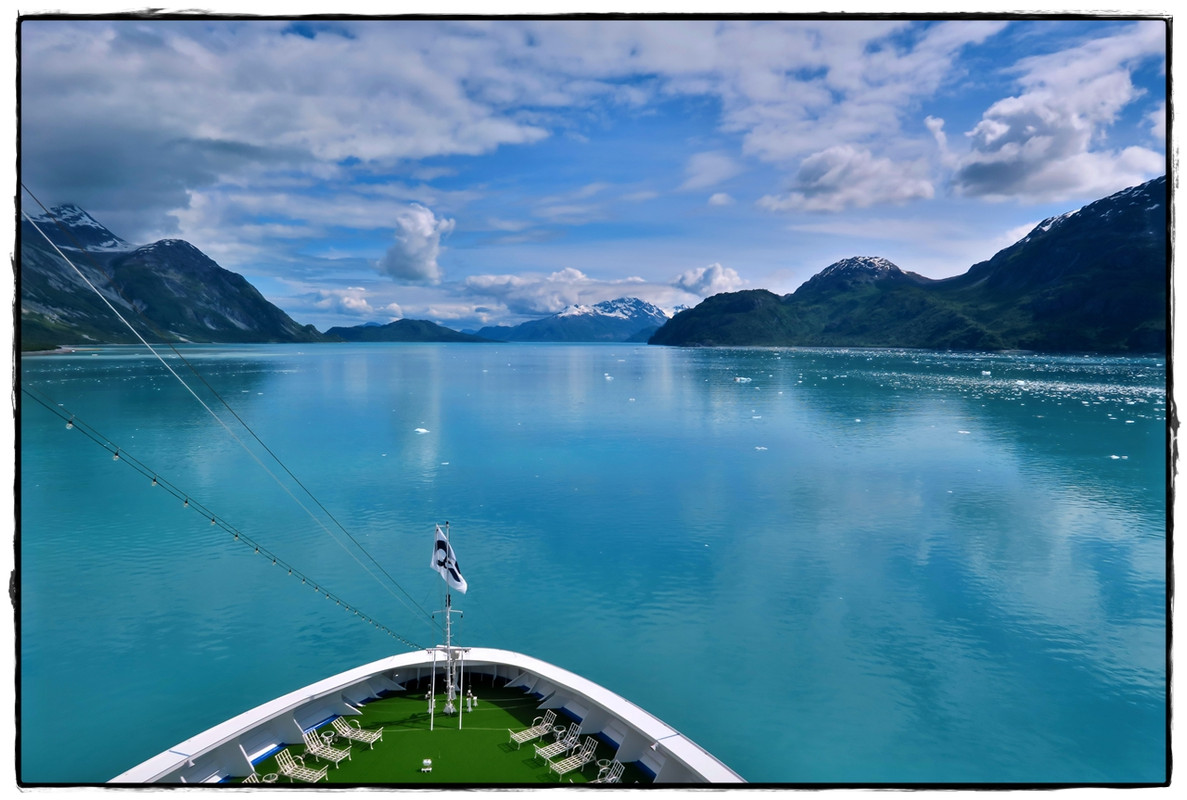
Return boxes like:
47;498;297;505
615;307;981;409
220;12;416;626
650;176;1167;353
20;204;323;350
475;298;671;342
325;319;491;342
21;176;1167;354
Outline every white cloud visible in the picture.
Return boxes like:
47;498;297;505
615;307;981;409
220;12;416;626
671;262;745;296
312;286;402;321
679;151;743;191
1147;101;1166;141
463;267;612;315
758;145;934;213
925;116;958;169
952;21;1165;202
719;20;1008;165
377;204;455;284
708;192;735;206
460;265;741;319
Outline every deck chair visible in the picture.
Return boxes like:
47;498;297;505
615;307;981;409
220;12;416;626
241;773;260;784
332;716;383;749
533;722;579;763
549;736;598;780
592;760;624;784
508;708;556;748
303;730;352;769
275;748;328;783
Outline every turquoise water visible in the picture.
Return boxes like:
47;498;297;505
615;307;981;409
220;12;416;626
19;343;1167;784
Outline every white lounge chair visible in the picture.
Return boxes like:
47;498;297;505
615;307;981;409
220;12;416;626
241;773;260;784
332;716;383;749
533;722;579;763
275;749;328;783
592;760;624;784
303;730;352;769
508;709;557;748
549;737;598;780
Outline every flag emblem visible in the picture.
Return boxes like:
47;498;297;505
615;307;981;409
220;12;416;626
432;525;468;593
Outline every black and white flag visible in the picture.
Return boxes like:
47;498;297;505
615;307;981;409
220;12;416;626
431;525;468;594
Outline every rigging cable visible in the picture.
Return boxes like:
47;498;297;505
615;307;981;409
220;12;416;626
21;386;424;650
20;186;441;635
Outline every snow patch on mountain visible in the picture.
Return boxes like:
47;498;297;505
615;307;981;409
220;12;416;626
26;203;137;252
557;297;670;321
816;256;901;279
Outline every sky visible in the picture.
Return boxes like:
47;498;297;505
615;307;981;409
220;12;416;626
16;12;1169;333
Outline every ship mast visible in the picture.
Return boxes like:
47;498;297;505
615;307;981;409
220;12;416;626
429;522;467;731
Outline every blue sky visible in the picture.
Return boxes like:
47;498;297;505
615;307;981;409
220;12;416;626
18;14;1168;332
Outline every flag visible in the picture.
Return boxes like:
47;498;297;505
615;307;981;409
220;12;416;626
431;525;468;593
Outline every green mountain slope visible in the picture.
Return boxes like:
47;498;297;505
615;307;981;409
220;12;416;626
324;319;492;342
650;176;1167;354
20;206;324;350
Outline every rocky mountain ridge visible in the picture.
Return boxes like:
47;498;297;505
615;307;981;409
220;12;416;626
650;175;1167;353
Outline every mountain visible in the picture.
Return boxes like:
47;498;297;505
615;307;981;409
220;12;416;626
476;297;670;342
650;176;1167;353
20;205;325;350
324;319;492;342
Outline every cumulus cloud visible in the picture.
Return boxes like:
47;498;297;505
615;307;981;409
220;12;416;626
377;204;455;284
462;267;626;315
952;21;1165;202
312;286;403;320
671;263;745;296
758;145;934;213
708;192;735;206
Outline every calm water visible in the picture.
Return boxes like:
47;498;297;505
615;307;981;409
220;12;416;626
19;343;1167;784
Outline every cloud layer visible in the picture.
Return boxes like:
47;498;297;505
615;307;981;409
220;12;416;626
18;18;1167;333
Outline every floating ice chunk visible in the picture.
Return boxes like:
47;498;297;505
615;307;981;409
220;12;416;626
981;371;991;376
958;430;971;434
755;446;768;451
604;374;614;381
854;418;861;423
734;376;752;383
414;427;430;434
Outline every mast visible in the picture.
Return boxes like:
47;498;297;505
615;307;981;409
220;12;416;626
429;522;467;731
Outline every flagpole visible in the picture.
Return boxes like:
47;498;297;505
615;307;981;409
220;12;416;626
429;645;437;731
430;520;468;730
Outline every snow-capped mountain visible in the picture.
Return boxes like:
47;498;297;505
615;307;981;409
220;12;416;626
24;202;137;253
651;175;1166;353
477;297;670;342
20;204;324;350
795;256;931;295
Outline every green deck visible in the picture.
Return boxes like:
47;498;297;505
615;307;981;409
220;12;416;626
240;686;651;785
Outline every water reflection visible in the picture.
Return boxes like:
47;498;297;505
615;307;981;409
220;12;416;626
19;343;1166;783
